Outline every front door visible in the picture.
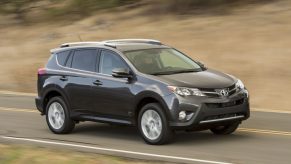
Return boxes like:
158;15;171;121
90;50;134;119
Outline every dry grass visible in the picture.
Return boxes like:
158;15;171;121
0;144;163;164
0;0;290;110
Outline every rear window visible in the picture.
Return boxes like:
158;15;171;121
57;50;71;66
71;49;98;72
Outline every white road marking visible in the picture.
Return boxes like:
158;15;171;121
0;136;232;164
0;90;290;114
1;104;291;115
1;106;291;137
238;128;291;136
0;90;35;96
252;108;291;114
0;107;37;113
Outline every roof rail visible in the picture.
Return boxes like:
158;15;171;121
59;39;162;49
60;42;102;48
103;39;162;45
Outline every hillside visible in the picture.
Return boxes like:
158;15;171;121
0;0;290;110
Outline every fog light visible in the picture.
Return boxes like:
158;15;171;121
178;111;186;120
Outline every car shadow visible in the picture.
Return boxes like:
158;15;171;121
173;131;251;145
74;122;141;142
73;122;252;145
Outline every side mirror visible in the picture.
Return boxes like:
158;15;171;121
112;68;132;78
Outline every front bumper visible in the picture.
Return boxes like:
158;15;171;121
165;89;250;130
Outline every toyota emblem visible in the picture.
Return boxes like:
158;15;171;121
219;89;229;97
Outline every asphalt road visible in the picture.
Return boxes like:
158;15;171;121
0;93;290;164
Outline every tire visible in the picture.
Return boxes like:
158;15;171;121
45;96;75;134
210;122;240;135
138;103;173;145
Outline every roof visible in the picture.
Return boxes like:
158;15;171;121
52;39;170;53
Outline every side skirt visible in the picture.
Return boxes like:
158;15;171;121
74;114;133;125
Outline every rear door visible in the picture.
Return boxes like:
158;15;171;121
63;48;100;115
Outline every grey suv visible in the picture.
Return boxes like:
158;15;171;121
35;39;250;145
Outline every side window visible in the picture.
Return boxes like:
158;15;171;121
71;49;98;72
100;50;128;75
57;50;71;66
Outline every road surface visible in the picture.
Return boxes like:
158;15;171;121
0;93;290;164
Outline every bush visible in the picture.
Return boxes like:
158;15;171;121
68;0;140;16
150;0;274;14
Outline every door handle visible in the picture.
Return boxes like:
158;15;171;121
60;76;68;81
93;80;103;86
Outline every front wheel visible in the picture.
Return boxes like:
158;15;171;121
46;96;75;134
210;122;240;135
138;103;173;145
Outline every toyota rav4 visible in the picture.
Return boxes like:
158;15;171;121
35;39;250;145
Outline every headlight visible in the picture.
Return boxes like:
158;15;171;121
235;79;245;89
168;86;205;96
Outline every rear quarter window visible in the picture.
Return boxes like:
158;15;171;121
57;50;71;66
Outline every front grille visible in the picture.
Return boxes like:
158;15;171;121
228;84;237;95
203;92;220;98
228;84;236;90
205;98;244;108
200;84;238;98
202;113;245;122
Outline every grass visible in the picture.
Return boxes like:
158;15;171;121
0;144;163;164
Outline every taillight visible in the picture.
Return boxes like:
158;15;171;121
38;68;47;75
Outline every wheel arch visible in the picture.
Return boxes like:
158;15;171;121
42;87;69;114
133;91;172;125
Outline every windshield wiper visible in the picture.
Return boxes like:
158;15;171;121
172;69;200;74
150;69;200;75
150;71;174;75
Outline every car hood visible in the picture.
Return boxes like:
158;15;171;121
155;69;236;89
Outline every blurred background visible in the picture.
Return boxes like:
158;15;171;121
0;0;290;111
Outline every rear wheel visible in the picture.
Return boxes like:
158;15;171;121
46;96;75;134
210;122;240;135
138;103;173;145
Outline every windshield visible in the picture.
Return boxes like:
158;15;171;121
123;48;203;75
